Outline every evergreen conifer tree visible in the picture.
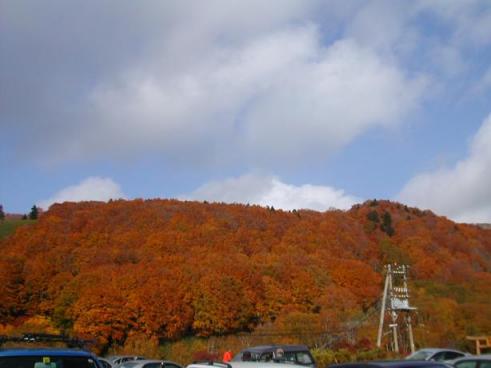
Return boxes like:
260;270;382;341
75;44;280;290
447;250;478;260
29;205;39;220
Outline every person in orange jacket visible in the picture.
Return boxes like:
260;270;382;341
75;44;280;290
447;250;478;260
223;351;233;362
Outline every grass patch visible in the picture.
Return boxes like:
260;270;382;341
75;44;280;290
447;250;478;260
0;219;36;240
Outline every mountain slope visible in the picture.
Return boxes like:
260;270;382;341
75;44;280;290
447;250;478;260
0;199;490;351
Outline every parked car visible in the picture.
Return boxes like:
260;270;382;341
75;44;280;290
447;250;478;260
329;360;452;368
119;360;183;368
406;349;469;362
98;357;114;368
107;355;146;367
188;362;230;368
188;361;307;368
0;348;105;367
232;345;315;368
450;354;491;368
0;333;103;368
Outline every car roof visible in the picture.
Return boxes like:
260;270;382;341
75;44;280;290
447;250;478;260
189;362;305;368
454;355;491;362
0;348;96;357
187;362;232;368
230;362;308;368
130;360;162;365
130;360;181;366
132;360;180;363
330;360;450;368
416;349;463;354
242;345;310;353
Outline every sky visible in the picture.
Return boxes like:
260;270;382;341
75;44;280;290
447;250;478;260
1;0;491;223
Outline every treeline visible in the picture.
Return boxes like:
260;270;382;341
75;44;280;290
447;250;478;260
0;199;490;354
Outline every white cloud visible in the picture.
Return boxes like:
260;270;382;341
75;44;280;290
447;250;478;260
182;174;360;211
398;114;491;223
1;1;428;168
87;27;427;167
37;177;125;210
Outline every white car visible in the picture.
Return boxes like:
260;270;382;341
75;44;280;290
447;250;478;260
121;360;182;368
188;361;309;368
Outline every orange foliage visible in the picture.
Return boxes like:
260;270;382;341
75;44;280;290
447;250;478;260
0;199;489;351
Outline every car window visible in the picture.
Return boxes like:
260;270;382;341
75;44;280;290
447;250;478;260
282;352;313;365
432;352;446;361
479;361;491;368
444;352;465;360
407;351;432;360
296;352;314;365
165;364;181;368
456;361;478;368
143;364;161;368
121;362;141;368
260;352;273;362
98;360;112;368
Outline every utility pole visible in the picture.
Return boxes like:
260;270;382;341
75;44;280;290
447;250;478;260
377;264;417;353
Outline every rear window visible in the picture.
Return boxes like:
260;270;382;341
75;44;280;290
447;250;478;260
0;356;99;368
444;352;465;360
406;351;432;360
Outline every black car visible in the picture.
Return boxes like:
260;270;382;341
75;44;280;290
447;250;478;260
233;345;316;368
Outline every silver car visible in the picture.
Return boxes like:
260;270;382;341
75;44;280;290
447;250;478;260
451;354;491;368
406;349;469;362
107;355;146;367
121;360;183;368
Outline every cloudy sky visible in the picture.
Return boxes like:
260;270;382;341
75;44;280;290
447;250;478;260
1;0;491;223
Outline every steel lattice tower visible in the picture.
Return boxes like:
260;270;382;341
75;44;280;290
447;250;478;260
376;264;417;353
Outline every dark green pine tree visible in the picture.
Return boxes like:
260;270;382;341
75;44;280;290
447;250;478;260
29;205;39;220
0;204;5;221
381;211;395;236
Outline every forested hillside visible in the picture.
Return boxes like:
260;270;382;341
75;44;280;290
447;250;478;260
0;199;490;354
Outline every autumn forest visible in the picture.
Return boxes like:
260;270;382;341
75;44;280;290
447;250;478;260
0;199;490;358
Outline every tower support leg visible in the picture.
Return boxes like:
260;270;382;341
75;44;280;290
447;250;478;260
407;315;415;353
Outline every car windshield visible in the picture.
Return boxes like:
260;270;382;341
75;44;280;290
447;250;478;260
120;362;142;368
407;351;432;360
0;356;99;368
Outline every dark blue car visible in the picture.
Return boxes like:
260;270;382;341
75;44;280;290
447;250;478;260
0;333;104;368
0;348;104;368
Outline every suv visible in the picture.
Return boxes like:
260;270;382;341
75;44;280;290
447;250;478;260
0;333;104;368
232;345;316;368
